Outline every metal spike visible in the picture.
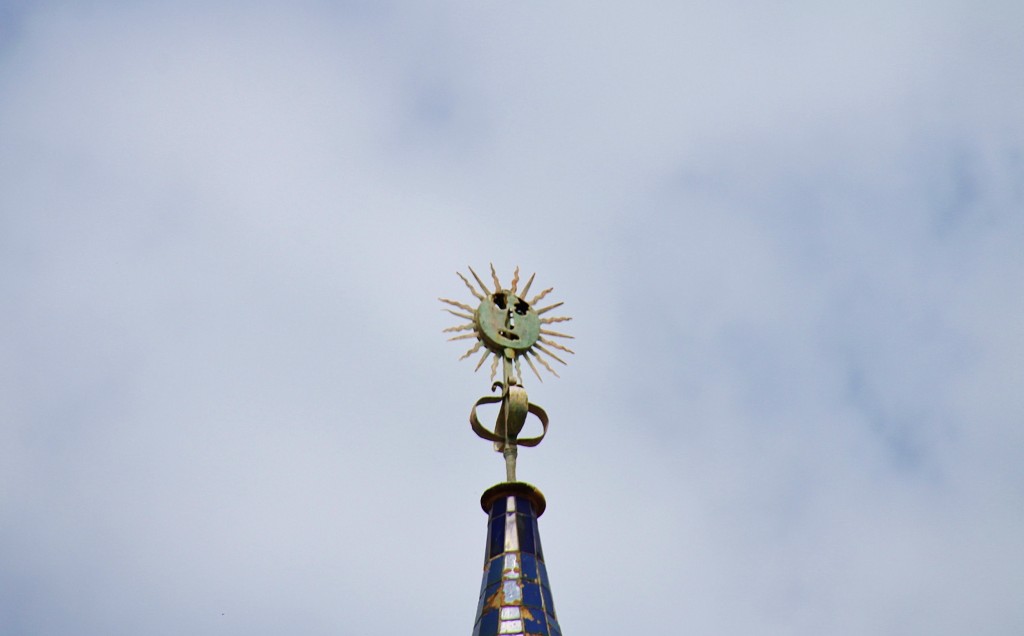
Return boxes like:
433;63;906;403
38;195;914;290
459;341;482;360
536;301;564;316
490;263;502;292
535;343;567;365
456;271;485;300
540;328;575;339
531;350;560;378
439;297;475;313
510;267;520;294
523;353;543;383
540;337;575;354
530;287;554;305
539;315;573;324
448;333;478;341
520;273;536;300
468;266;491;296
444;308;474;320
474;349;492;372
443;323;475;333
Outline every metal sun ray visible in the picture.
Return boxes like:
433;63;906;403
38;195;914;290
468;266;490;296
510;267;520;294
460;340;483;360
530;287;554;306
443;323;475;333
535;301;564;316
534;343;567;366
523;353;543;383
520;273;536;299
439;297;475;313
489;263;502;294
540;328;574;339
529;350;560;378
457;271;485;300
474;349;493;372
539;337;574;354
539;315;572;325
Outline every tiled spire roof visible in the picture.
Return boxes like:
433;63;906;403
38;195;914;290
472;483;561;636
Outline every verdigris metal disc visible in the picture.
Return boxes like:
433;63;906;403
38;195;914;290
475;291;540;354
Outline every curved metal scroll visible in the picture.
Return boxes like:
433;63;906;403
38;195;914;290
469;383;549;452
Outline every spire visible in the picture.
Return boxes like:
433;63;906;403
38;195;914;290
473;483;561;636
441;266;574;636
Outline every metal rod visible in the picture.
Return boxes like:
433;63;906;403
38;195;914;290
503;445;518;482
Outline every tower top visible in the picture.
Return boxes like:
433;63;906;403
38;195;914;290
441;265;574;482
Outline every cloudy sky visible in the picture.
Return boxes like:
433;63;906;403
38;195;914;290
2;1;1023;634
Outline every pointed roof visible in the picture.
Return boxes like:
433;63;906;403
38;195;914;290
472;483;562;636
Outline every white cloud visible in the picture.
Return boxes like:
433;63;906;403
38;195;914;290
1;1;1022;634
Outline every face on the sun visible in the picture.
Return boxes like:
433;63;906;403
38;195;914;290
475;291;540;354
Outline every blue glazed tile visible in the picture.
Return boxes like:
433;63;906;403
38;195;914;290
478;609;499;636
483;579;501;597
542;586;556;618
488;516;505;558
489;496;507;519
522;582;543;608
487;556;504;586
520;552;538;582
538;559;548;583
517;514;535;554
548;615;561;636
514;496;533;516
479;580;501;615
523;608;547;633
533;517;544;561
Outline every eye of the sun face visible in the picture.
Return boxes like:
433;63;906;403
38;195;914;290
440;265;575;383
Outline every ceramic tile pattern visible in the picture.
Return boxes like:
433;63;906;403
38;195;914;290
472;495;562;636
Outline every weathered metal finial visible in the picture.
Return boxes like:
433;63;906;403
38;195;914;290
441;265;574;481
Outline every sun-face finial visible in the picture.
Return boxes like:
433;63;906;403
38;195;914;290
440;265;574;384
441;266;574;482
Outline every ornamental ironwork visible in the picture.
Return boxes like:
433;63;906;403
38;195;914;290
440;266;574;482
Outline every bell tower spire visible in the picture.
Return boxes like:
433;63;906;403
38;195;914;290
441;266;573;636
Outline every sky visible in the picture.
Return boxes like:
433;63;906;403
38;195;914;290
1;1;1023;634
